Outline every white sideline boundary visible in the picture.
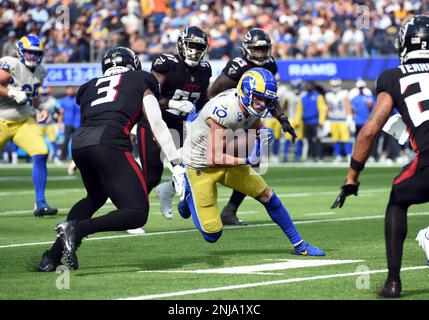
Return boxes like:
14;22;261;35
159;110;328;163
1;211;429;249
120;266;429;300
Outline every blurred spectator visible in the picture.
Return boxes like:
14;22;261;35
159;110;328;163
58;86;80;161
294;81;327;162
0;0;420;62
2;31;16;57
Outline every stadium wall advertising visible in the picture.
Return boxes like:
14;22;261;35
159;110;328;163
44;57;400;86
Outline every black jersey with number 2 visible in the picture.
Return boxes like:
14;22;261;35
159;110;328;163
376;62;429;158
73;70;160;151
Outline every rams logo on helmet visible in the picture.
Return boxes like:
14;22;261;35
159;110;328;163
16;34;44;69
237;67;278;118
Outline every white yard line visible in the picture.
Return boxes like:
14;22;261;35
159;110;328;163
138;259;365;275
120;266;429;300
304;212;336;216
1;211;428;249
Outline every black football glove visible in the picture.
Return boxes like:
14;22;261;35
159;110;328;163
331;183;359;209
279;114;297;143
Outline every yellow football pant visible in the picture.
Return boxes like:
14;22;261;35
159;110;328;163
0;117;48;156
186;165;268;234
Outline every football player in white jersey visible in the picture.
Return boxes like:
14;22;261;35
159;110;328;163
282;79;305;162
325;79;355;163
179;68;325;256
0;34;57;216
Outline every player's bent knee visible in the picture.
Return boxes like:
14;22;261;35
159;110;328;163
257;187;273;203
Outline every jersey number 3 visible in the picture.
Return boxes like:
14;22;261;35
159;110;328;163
400;73;429;127
91;74;123;107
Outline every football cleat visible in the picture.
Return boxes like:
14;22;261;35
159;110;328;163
294;241;326;256
378;280;402;298
220;204;247;226
156;182;175;219
55;221;81;270
38;250;62;272
178;197;191;219
34;201;58;217
126;228;146;235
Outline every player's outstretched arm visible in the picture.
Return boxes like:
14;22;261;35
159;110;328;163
141;89;179;163
332;91;394;209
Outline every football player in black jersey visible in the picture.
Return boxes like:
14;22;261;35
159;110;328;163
38;47;185;271
332;15;429;297
137;26;211;219
208;28;296;226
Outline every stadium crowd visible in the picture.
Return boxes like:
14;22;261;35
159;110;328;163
1;0;429;63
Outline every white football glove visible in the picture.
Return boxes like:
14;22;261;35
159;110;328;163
171;164;187;201
168;100;196;115
346;115;356;134
7;86;28;104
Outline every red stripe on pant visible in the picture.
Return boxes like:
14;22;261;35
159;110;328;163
394;155;419;185
124;151;149;201
139;127;148;182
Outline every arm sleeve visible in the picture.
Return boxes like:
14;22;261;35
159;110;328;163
142;94;179;162
317;95;327;125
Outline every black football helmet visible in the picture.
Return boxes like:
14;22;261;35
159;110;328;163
101;47;142;74
243;28;272;65
395;15;429;64
177;26;208;67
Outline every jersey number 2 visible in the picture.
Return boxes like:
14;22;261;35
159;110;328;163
91;74;123;107
400;73;429;127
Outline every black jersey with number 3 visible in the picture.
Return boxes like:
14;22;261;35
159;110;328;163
376;62;429;159
222;55;278;83
73;70;160;151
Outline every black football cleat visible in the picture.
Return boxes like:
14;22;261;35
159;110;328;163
55;221;81;270
378;280;402;298
38;250;62;272
34;201;58;217
221;205;247;226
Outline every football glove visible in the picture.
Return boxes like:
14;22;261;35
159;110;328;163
168;100;196;115
8;86;28;104
171;164;187;201
258;127;274;144
245;135;270;165
331;183;359;209
279;114;297;143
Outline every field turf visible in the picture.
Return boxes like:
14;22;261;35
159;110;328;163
0;164;428;300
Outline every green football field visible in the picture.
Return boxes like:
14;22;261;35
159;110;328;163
1;164;428;300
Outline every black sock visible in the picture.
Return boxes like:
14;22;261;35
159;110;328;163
227;190;246;210
76;208;148;237
385;202;408;282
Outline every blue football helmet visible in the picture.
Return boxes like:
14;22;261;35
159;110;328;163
237;67;278;118
16;34;44;69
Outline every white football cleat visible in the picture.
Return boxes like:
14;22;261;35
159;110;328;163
156;181;175;219
126;228;146;235
67;161;78;176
